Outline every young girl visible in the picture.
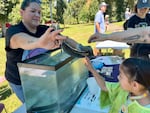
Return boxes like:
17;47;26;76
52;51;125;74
84;57;150;113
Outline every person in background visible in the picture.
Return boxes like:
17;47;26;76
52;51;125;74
127;0;150;58
5;0;66;103
125;8;131;21
94;2;108;33
93;2;108;56
104;14;109;31
84;57;150;113
123;5;137;30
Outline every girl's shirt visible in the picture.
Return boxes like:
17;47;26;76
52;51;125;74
99;82;150;113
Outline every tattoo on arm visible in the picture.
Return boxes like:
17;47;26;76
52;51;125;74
149;34;150;38
123;35;141;42
28;40;34;44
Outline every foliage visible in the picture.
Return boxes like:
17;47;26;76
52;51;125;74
68;0;86;24
8;3;21;24
6;0;137;25
78;0;99;23
88;0;99;21
125;0;136;12
0;0;18;22
41;0;57;24
63;5;76;25
79;4;89;23
55;0;66;24
105;0;114;22
115;0;125;21
0;0;19;36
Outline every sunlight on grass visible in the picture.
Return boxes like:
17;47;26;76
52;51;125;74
0;38;6;76
62;23;94;46
1;94;22;113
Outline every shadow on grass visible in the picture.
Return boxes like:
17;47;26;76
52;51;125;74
0;85;13;100
63;26;70;29
83;23;94;26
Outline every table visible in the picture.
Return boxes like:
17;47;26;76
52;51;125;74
96;40;130;50
96;40;130;56
14;87;109;113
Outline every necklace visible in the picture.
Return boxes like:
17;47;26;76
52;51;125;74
129;93;148;100
120;93;148;113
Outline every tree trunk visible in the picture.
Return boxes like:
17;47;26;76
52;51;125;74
1;23;6;37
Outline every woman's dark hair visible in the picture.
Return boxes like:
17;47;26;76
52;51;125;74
134;4;137;13
123;20;128;30
21;0;41;10
121;58;150;91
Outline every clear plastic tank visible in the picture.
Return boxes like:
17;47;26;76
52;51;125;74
17;49;88;113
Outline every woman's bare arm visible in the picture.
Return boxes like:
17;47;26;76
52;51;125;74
10;28;66;50
88;27;150;43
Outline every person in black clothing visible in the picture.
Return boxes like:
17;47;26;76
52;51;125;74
5;0;66;103
127;0;150;59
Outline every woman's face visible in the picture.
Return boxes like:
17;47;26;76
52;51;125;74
21;2;41;28
137;8;149;16
118;65;133;91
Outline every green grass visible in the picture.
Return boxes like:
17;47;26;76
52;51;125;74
62;23;95;46
0;38;6;76
0;22;130;113
113;21;125;26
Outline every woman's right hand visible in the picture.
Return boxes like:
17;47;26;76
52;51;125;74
38;28;66;50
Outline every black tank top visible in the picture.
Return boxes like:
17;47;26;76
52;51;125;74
5;21;49;85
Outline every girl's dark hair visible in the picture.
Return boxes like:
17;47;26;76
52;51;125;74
122;58;150;91
21;0;41;10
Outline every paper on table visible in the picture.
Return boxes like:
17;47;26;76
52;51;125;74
75;88;109;113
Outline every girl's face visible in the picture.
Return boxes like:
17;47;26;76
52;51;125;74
118;65;133;91
118;64;147;95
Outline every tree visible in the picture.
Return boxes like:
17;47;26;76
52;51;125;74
105;0;114;22
69;0;86;24
125;0;136;12
8;3;21;24
88;0;99;21
115;0;125;21
63;3;75;25
55;0;66;24
41;0;51;24
0;0;19;37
